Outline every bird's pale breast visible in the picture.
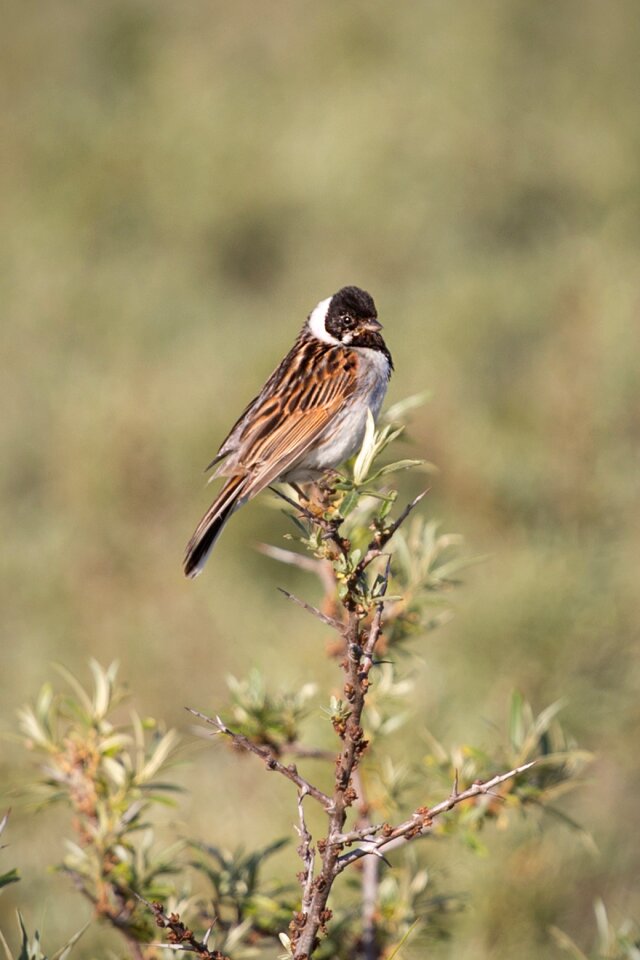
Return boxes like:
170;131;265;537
283;347;390;481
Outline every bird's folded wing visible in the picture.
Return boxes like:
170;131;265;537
235;354;359;494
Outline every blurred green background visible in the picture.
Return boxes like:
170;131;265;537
2;0;639;955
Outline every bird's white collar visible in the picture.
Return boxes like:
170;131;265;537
307;296;340;344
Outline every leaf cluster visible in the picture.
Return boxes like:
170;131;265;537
13;665;294;959
17;661;181;943
188;839;295;952
222;672;316;757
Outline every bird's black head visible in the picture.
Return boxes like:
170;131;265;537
306;285;393;367
325;286;380;343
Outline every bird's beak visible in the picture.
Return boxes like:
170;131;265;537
364;317;383;332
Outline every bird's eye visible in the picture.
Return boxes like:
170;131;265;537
340;314;356;329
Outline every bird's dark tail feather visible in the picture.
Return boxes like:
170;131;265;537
183;475;248;578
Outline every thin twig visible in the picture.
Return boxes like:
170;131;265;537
295;788;316;917
268;484;308;515
352;767;380;960
362;559;390;663
328;823;385;846
256;543;322;573
359;490;429;572
186;708;332;810
361;848;380;960
284;743;336;762
278;588;343;630
335;760;537;873
258;543;337;601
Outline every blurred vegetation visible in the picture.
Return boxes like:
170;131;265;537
5;427;589;957
1;0;639;956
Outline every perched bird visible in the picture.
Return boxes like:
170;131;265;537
184;285;393;577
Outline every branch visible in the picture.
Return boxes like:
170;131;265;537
186;707;332;811
352;768;380;960
292;564;391;959
359;489;428;572
362;562;388;662
284;743;336;762
336;490;427;606
295;788;316;918
135;893;226;958
334;760;537;872
61;867;145;958
269;483;351;562
257;544;335;593
277;588;342;630
257;543;324;574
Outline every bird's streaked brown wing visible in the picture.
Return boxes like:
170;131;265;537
221;338;359;494
186;338;359;576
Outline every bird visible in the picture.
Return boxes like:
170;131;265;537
184;285;393;578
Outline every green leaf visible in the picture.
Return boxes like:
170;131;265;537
594;897;613;953
17;911;35;960
549;925;589;959
99;733;133;755
16;707;53;751
89;659;113;719
0;926;13;960
137;729;180;783
383;391;432;423
51;664;93;715
520;698;566;759
368;459;426;482
387;918;422;959
0;868;19;890
51;923;90;960
102;756;127;788
352;408;377;484
509;691;525;751
339;489;360;517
